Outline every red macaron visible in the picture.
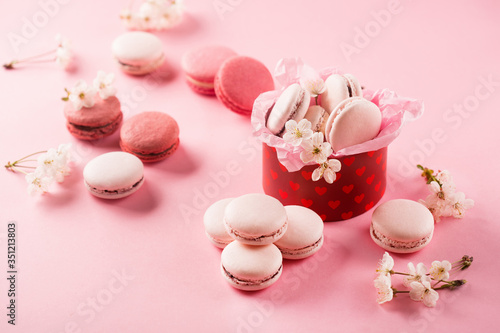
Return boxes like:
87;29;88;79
214;56;274;115
120;111;180;162
64;95;123;140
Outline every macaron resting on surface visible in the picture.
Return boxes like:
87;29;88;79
64;95;123;140
325;97;382;152
120;111;180;162
274;205;324;259
214;56;274;115
320;73;362;113
112;31;164;75
221;242;283;291
370;199;435;253
83;152;144;199
266;83;310;135
181;45;237;95
203;198;234;248
224;193;287;245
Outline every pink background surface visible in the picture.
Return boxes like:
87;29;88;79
1;1;499;332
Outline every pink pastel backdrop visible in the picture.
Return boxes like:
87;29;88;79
1;1;499;332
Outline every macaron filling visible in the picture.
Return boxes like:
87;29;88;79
186;76;214;88
370;223;431;250
86;176;144;195
117;53;165;73
222;264;282;287
225;219;288;243
277;235;323;257
126;139;179;158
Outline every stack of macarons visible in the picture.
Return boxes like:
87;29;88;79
265;73;382;152
203;193;324;291
182;45;275;116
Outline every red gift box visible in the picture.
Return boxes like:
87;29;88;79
262;143;387;222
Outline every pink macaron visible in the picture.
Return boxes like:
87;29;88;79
181;45;237;95
370;199;435;253
221;241;283;291
112;31;165;75
203;198;235;248
64;95;123;140
320;73;362;113
303;105;328;134
274;205;324;260
214;56;274;115
224;193;288;245
120;111;179;162
266;83;310;135
83;152;144;199
324;97;382;152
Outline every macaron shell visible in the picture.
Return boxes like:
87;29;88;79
370;199;435;253
182;45;237;93
214;56;274;115
64;96;122;127
325;97;382;152
304;105;327;134
320;74;362;113
120;111;180;162
112;31;164;66
83;152;144;199
64;96;123;140
66;114;122;141
224;193;288;245
343;73;362;97
274;205;324;259
221;242;282;291
203;198;235;248
266;83;310;135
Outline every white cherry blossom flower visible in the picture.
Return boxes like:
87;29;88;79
69;80;96;110
403;262;428;287
55;34;72;70
409;280;439;307
312;159;341;184
374;275;393;304
448;192;474;219
300;132;332;164
93;71;117;99
283;119;313;146
429;260;452;281
299;65;325;97
376;252;394;277
26;169;53;195
36;149;59;178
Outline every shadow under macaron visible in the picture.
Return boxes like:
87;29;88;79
93;180;160;213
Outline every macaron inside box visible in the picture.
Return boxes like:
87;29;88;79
252;59;423;221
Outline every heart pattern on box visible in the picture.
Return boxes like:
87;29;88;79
289;181;300;191
262;144;388;222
